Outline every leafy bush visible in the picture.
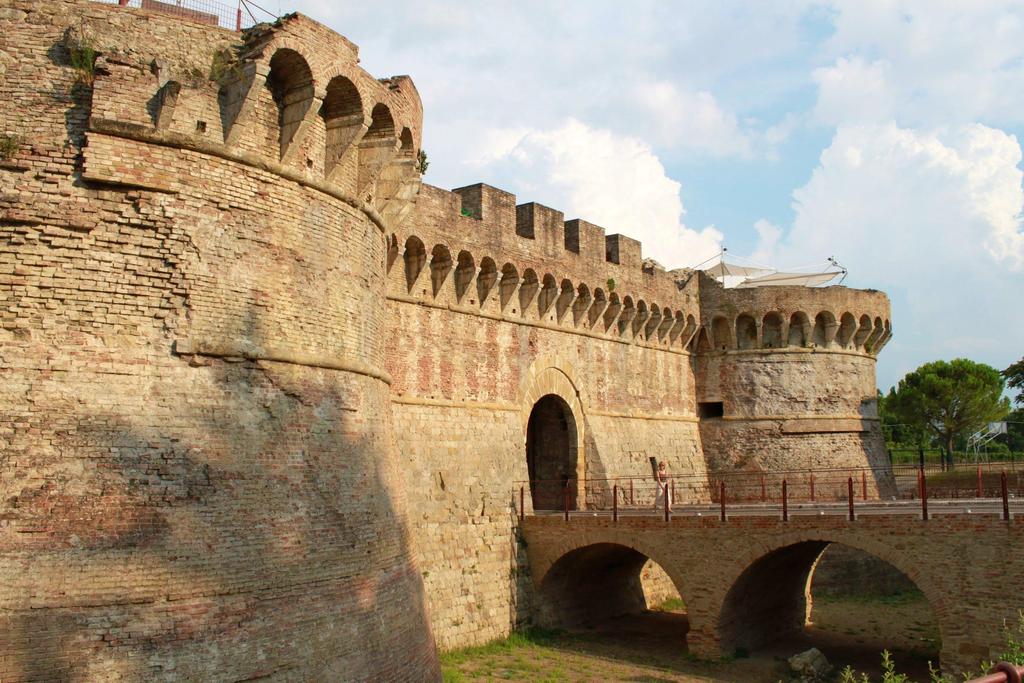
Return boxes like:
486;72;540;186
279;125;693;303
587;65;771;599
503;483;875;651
66;28;97;85
842;613;1024;682
839;651;911;683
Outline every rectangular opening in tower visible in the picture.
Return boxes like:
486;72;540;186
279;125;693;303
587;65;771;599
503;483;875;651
698;401;724;419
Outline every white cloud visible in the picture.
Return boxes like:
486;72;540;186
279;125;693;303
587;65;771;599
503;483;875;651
289;0;812;176
476;119;723;268
755;122;1024;385
816;1;1024;127
633;82;753;157
750;219;783;264
812;57;892;126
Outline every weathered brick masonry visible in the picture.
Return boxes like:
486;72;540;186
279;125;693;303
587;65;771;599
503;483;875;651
1;1;435;680
522;514;1024;675
2;0;901;678
390;187;892;646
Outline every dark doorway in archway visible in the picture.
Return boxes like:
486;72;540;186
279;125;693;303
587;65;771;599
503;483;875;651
526;394;577;510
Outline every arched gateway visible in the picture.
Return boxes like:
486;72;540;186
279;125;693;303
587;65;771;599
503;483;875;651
526;394;578;510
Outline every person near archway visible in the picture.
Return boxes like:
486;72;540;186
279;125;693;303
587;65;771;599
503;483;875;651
653;460;672;510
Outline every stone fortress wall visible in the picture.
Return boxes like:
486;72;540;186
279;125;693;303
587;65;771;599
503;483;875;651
387;185;892;645
0;1;893;678
0;1;436;680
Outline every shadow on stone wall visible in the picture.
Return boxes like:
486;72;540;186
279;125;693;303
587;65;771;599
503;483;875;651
5;310;438;680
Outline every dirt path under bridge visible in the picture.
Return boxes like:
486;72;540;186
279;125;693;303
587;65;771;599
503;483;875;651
440;593;939;682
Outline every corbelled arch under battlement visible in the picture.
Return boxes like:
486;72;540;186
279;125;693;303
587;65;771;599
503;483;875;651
386;227;700;352
701;307;891;355
400;184;701;307
522;515;1024;675
697;272;892;358
384;183;892;367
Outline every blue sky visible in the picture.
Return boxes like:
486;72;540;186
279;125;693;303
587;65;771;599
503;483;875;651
284;0;1024;390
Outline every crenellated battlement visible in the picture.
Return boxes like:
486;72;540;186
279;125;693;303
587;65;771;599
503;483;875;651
386;183;706;353
696;272;892;356
385;181;891;358
446;183;650;275
74;2;423;226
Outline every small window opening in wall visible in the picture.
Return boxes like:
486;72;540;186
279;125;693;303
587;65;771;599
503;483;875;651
306;157;314;169
195;120;207;134
698;401;724;418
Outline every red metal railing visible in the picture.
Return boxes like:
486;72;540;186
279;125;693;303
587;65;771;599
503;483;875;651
90;0;277;32
516;461;1022;521
966;663;1024;683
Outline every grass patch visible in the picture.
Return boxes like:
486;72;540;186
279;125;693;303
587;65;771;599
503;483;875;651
651;597;686;612
440;627;562;667
67;33;97;85
209;48;243;82
815;589;925;607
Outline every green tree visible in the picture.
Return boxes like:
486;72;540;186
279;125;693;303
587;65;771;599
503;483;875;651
878;387;927;448
1005;357;1024;406
1004;407;1024;453
887;359;1009;468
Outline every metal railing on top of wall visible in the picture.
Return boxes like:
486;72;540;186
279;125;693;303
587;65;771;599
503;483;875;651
89;0;277;32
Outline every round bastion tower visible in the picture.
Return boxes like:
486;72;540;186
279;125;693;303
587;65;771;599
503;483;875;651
0;1;438;680
692;272;893;493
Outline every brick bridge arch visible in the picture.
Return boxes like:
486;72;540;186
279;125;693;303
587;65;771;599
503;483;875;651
712;531;948;657
528;535;697;630
522;515;1023;674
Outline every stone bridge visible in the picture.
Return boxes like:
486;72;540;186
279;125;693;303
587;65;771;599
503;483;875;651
522;511;1024;674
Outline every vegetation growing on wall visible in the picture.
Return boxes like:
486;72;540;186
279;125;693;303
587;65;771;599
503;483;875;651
0;132;21;161
209;49;241;83
66;27;97;85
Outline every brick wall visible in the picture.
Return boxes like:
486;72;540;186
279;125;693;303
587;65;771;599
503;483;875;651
0;2;437;680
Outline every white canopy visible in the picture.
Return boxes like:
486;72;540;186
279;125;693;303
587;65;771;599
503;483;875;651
735;271;842;288
697;250;847;289
701;261;773;279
